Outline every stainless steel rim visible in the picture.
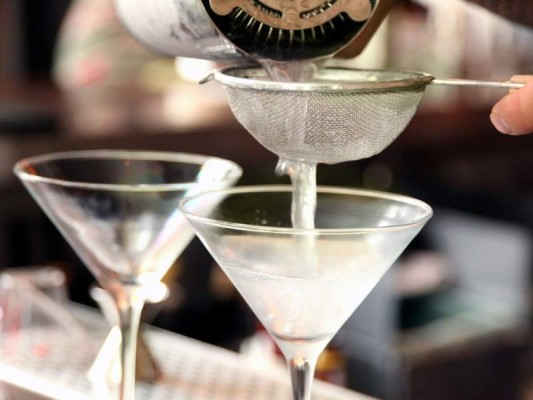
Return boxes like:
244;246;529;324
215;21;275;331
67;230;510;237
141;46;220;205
213;67;435;92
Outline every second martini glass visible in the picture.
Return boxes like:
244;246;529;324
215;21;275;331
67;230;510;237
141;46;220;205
179;185;432;400
14;150;242;400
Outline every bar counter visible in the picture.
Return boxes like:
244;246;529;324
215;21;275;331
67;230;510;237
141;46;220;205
0;304;375;400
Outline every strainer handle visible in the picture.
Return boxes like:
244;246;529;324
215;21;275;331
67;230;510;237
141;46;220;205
431;78;525;89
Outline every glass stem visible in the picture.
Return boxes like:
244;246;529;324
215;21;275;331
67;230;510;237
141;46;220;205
289;357;318;400
115;288;145;400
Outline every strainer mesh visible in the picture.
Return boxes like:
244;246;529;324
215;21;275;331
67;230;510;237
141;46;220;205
219;70;426;164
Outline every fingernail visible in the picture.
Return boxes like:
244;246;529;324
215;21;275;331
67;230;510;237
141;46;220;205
490;112;513;134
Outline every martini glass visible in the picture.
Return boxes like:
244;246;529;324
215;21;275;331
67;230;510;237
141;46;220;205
13;150;242;400
179;185;432;400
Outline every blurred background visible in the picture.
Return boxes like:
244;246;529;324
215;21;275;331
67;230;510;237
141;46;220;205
0;0;532;399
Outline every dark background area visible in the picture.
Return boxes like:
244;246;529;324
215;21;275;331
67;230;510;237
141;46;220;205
0;1;532;399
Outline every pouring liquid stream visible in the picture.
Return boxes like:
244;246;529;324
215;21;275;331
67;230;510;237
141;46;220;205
262;59;324;232
263;59;325;289
275;159;317;230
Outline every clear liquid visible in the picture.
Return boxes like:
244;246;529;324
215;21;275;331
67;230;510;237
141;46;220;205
276;160;317;230
222;249;385;360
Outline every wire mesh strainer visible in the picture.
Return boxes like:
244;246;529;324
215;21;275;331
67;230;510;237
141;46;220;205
210;67;524;164
211;67;429;164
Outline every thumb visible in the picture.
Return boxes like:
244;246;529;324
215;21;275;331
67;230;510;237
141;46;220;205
490;75;533;135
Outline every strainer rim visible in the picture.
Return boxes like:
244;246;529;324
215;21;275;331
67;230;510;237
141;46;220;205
212;66;435;92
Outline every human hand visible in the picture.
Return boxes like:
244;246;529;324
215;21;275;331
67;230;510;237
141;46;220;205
490;75;533;135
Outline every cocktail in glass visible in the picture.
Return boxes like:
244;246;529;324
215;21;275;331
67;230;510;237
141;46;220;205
179;185;432;400
14;150;242;399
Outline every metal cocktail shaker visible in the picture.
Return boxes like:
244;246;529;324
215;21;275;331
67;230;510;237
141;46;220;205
114;0;247;62
114;0;394;62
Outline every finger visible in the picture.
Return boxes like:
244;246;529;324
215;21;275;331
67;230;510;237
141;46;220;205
491;77;533;135
509;75;533;94
511;74;533;83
